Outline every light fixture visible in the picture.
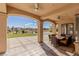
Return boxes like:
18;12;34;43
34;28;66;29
57;16;60;19
56;24;58;28
75;31;78;42
34;3;39;12
75;36;78;42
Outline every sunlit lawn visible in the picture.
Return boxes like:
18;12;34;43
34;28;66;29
7;32;37;38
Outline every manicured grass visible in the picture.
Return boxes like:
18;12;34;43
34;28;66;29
7;32;37;38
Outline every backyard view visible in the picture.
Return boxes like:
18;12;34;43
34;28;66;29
7;16;52;38
7;16;38;38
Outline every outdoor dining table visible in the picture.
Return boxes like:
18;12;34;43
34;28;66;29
56;35;68;44
56;35;65;39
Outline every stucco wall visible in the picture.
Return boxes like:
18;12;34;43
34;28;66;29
0;4;6;13
0;13;7;53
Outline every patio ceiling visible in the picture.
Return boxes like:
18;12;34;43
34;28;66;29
7;3;79;22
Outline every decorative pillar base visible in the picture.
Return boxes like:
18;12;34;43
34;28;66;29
38;41;43;43
74;41;79;55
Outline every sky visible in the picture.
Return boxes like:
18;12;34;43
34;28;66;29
7;16;52;28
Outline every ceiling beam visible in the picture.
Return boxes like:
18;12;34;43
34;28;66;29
7;5;41;20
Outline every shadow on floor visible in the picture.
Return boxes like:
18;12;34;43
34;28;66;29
55;46;75;56
39;42;58;56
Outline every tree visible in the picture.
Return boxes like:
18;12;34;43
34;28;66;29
22;30;25;34
11;26;14;32
15;28;18;34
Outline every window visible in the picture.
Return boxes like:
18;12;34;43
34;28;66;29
61;23;74;35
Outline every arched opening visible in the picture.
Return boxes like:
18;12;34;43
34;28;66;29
43;21;56;43
7;15;38;49
7;15;38;37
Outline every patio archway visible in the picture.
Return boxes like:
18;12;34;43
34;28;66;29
7;5;44;43
7;15;38;38
43;20;56;42
0;5;44;53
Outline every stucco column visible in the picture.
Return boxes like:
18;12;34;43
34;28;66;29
73;15;79;55
0;13;7;53
37;20;43;43
51;23;56;34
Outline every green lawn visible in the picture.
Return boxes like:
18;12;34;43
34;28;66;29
7;32;37;38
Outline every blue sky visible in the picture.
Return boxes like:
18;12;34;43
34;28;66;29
7;16;52;28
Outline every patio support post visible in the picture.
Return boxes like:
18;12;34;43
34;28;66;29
0;13;7;53
52;23;57;34
74;14;79;55
37;20;43;43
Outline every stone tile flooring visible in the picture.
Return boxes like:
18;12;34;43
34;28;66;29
1;35;74;56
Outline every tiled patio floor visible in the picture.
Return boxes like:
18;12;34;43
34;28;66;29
1;35;74;56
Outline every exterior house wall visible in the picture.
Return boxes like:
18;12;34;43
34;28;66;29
57;16;76;35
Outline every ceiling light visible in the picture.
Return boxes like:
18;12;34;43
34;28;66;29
34;3;39;12
34;8;38;12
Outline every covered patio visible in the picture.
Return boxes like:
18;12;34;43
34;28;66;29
0;3;79;56
2;36;74;56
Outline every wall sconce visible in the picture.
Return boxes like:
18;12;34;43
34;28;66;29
56;24;58;34
75;36;78;42
56;24;58;28
70;31;73;34
75;31;78;42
